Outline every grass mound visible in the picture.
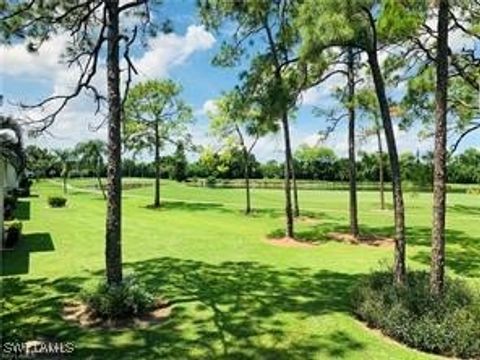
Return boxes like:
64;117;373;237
352;271;480;359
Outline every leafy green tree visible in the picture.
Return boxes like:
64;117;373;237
209;90;275;214
172;141;188;182
25;145;55;180
74;140;107;199
384;0;478;295
53;149;75;195
430;0;450;296
356;87;387;209
198;0;326;236
124;79;193;208
1;0;167;285
448;149;480;184
295;145;338;180
260;160;283;179
297;0;427;285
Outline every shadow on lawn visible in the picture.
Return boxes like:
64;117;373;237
1;233;55;276
143;201;225;212
447;204;480;216
286;221;480;277
1;257;366;359
15;200;31;220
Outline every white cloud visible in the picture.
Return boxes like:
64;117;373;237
134;25;215;79
0;35;69;79
298;72;343;106
1;25;216;148
198;99;218;116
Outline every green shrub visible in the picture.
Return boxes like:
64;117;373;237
4;194;18;220
3;221;22;248
48;196;67;208
80;275;155;319
15;176;33;197
206;176;217;188
352;270;480;358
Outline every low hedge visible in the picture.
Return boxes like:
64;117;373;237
352;270;480;359
4;194;18;220
48;196;67;208
3;221;22;248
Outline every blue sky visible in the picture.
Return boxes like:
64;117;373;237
0;0;478;161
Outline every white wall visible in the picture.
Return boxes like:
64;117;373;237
5;162;18;190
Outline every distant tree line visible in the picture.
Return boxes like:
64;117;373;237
26;143;480;185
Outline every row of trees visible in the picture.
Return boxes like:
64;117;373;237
26;142;480;185
2;0;478;299
197;0;479;296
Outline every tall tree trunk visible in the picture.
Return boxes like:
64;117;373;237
430;0;449;296
63;174;67;194
154;121;160;208
368;50;406;286
105;0;122;286
243;147;251;214
281;112;294;238
347;48;359;238
291;153;300;217
97;170;106;200
376;125;385;210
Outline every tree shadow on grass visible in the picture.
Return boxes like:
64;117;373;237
143;201;226;212
447;204;480;217
1;233;55;276
288;220;480;277
2;257;367;359
15;200;30;220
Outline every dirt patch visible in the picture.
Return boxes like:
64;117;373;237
296;216;321;225
328;232;394;247
62;300;171;330
266;236;316;248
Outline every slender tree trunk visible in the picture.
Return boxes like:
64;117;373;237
291;153;300;217
430;0;449;296
376;125;385;210
368;50;406;286
263;20;294;238
281;112;294;238
243;147;251;214
347;48;359;238
154;121;161;208
63;174;67;194
105;0;122;286
97;171;106;200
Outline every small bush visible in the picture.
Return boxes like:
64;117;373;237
48;196;67;208
80;275;155;319
3;221;22;248
4;194;18;220
206;176;217;188
352;270;480;358
15;177;33;197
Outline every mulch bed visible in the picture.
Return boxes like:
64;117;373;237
327;232;394;247
266;236;317;248
62;300;171;330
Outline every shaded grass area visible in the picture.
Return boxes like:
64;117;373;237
1;258;366;359
1;233;55;276
2;179;478;359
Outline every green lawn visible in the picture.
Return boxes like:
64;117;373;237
1;178;479;359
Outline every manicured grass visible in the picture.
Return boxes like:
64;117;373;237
1;178;479;359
